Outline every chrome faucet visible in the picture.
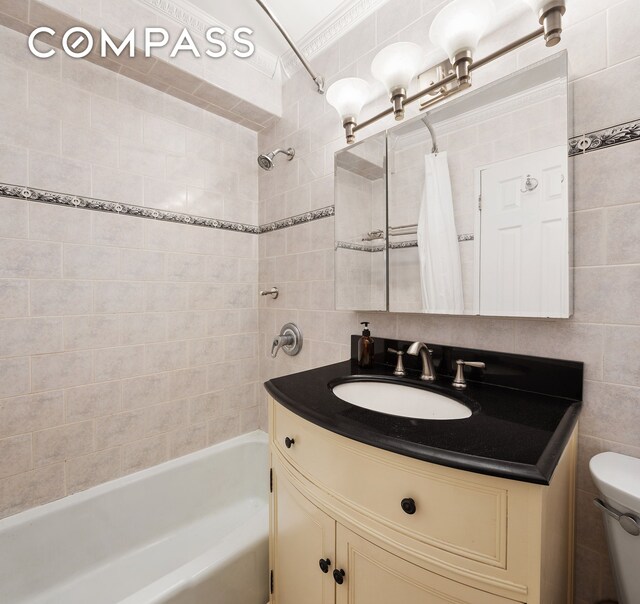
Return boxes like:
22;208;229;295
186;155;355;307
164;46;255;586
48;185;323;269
406;342;436;381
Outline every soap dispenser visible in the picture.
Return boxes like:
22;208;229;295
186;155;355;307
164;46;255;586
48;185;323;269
358;322;374;368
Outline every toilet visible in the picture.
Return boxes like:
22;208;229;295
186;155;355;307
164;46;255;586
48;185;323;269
589;452;640;604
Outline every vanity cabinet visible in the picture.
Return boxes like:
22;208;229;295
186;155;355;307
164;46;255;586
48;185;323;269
269;397;577;604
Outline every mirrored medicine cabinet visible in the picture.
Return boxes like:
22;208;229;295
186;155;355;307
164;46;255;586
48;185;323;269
334;52;572;318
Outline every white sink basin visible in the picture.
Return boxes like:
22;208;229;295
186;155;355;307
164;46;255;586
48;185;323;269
331;380;472;420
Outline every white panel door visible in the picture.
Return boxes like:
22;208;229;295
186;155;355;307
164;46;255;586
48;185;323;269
479;146;568;317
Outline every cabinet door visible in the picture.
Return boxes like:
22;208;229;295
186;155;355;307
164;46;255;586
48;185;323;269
272;463;335;604
335;525;517;604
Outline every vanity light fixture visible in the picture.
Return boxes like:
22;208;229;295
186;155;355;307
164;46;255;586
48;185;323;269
327;0;566;144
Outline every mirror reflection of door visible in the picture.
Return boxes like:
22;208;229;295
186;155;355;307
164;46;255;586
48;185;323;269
477;146;569;317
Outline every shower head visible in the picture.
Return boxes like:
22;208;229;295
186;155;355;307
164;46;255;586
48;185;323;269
257;147;295;171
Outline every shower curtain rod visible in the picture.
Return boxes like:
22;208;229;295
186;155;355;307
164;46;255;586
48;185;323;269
254;0;325;94
422;117;439;155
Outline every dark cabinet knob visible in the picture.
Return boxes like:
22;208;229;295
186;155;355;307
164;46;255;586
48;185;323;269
333;569;345;585
319;558;331;573
284;437;295;449
401;497;416;515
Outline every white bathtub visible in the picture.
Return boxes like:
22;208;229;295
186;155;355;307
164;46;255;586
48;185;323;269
0;431;269;604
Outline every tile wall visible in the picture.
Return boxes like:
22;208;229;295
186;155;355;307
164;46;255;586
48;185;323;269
0;23;260;519
257;0;640;601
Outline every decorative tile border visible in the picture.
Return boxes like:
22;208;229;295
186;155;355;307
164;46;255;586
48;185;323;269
569;119;640;157
0;183;337;235
0;183;260;234
336;233;474;252
259;207;335;233
336;241;385;252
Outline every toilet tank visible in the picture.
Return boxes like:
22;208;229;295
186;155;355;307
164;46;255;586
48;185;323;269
590;452;640;604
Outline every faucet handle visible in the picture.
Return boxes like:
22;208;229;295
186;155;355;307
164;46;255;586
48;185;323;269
387;348;406;376
452;359;486;389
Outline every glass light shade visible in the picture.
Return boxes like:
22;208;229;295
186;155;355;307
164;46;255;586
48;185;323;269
429;0;496;63
521;0;549;12
370;42;426;95
326;77;371;121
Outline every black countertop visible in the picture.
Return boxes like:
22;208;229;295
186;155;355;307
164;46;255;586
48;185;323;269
265;339;583;485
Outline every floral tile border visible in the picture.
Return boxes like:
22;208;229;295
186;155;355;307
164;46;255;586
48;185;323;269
336;241;385;252
569;118;640;157
0;183;261;234
259;207;335;233
0;183;339;235
336;233;474;252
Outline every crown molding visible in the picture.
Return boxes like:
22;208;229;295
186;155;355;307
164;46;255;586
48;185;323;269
136;0;279;78
280;0;390;77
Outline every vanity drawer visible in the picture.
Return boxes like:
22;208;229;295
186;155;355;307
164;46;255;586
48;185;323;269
271;399;509;570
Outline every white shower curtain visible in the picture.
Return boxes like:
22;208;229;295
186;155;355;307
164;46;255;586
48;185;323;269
417;152;464;313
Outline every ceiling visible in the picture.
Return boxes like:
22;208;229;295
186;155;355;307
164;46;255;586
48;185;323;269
186;0;359;57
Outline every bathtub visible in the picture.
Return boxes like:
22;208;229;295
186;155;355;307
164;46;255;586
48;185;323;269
0;431;269;604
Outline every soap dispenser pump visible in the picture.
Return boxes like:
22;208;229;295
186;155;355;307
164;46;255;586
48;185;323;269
358;322;374;368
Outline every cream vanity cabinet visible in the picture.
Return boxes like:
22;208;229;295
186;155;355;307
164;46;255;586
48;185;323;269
268;398;577;604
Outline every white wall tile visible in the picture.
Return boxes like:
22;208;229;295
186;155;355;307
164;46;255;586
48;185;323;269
90;96;144;142
0;435;32;480
119;249;166;281
120;313;167;345
65;448;121;494
0;144;28;184
0;239;61;279
93;281;145;314
31;351;93;391
30;280;93;316
29;204;92;244
64;382;121;422
0;317;63;358
0;105;61;156
33;421;93;467
63;244;120;280
28;72;91;129
607;0;640;66
122;373;170;410
94;345;146;382
92;213;145;249
143;115;186;155
91;166;144;206
64;315;121;351
0;464;65;519
0;198;28;239
29;152;91;197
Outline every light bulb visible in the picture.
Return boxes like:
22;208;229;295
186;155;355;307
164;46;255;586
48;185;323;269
522;0;551;12
429;0;496;63
326;77;371;144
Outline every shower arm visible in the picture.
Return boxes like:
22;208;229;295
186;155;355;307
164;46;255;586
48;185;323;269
254;0;325;94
